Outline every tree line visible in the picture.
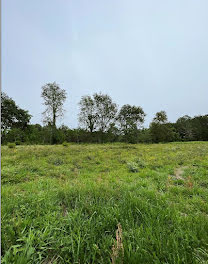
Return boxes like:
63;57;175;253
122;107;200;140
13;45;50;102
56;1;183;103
1;82;208;144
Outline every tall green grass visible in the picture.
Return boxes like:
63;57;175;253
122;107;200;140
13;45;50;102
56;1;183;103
1;142;208;263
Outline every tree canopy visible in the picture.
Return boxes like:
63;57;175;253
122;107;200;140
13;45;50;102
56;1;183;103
41;82;67;127
117;104;146;132
78;95;98;133
79;93;117;133
1;92;31;132
2;87;208;145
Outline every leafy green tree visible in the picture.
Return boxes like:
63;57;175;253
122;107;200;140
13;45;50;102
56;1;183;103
150;122;178;143
41;82;67;127
106;122;120;142
1;92;31;132
78;93;117;133
117;104;146;143
117;104;146;130
150;111;179;143
93;93;118;132
153;111;168;124
41;82;67;144
137;128;152;143
2;128;26;144
26;124;44;144
190;115;208;141
175;115;208;141
175;115;193;141
78;95;98;133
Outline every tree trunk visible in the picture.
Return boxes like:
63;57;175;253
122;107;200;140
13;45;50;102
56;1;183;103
53;110;56;128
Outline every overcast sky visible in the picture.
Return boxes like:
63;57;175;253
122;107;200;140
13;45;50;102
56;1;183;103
2;0;208;128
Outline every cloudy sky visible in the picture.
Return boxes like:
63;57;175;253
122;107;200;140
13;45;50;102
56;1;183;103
2;0;208;127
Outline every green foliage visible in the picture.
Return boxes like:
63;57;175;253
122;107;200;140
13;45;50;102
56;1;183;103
175;115;194;141
1;143;208;263
62;141;68;147
117;104;146;131
117;104;146;144
2;128;26;144
135;158;146;168
150;122;179;143
15;140;21;145
2;113;208;145
150;111;180;143
78;95;98;132
7;142;16;148
1;92;31;132
1;92;208;145
153;110;168;124
48;157;64;166
176;115;208;141
41;82;67;129
79;93;118;133
137;128;152;143
93;93;118;132
127;161;139;172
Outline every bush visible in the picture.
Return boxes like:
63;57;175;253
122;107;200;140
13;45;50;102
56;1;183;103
48;157;64;166
135;158;146;168
62;141;68;147
127;162;139;172
15;140;21;145
7;143;16;149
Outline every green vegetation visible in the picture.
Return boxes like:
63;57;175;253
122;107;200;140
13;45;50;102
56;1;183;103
1;142;208;263
7;142;16;149
1;92;31;132
62;141;69;147
1;90;208;145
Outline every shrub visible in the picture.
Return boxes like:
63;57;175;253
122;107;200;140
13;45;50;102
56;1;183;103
15;140;21;145
7;143;16;149
135;158;146;168
48;157;64;166
62;141;68;147
127;162;138;172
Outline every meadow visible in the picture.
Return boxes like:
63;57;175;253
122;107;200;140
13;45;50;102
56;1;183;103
1;142;208;264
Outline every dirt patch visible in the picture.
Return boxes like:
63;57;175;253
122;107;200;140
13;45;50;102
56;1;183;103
60;202;68;217
42;256;59;264
171;166;188;180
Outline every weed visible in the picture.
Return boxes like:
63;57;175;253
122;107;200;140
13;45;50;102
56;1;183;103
186;176;193;189
111;223;124;264
15;140;22;145
48;157;64;166
62;141;68;147
7;143;16;149
127;162;138;172
135;158;146;168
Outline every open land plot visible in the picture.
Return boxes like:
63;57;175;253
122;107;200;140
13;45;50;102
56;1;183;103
1;142;208;263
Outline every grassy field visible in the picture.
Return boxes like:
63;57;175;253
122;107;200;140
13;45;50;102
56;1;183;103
1;142;208;264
